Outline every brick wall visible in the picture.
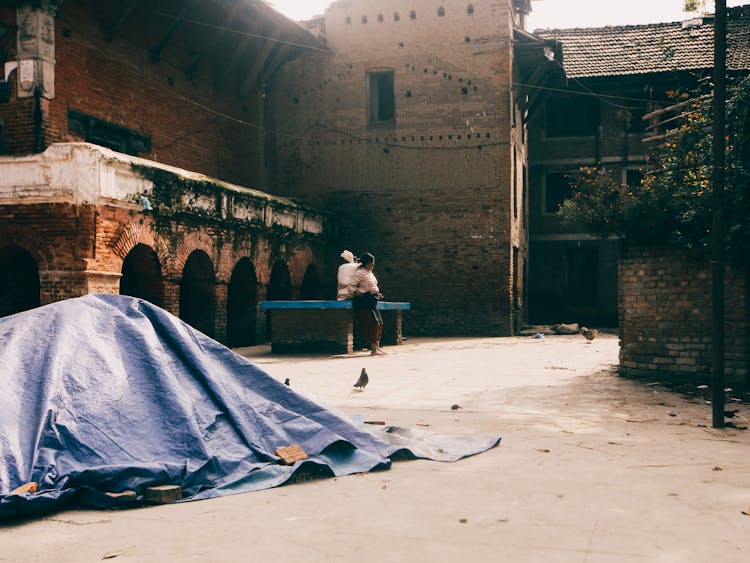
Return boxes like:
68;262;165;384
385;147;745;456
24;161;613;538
619;246;749;386
0;1;267;188
272;0;526;335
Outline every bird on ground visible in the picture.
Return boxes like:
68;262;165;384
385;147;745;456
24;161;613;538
284;378;290;386
353;368;369;390
581;327;598;343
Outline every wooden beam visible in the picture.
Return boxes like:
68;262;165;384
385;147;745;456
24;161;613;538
257;43;294;87
104;0;138;41
149;0;201;63
238;28;284;96
185;1;244;79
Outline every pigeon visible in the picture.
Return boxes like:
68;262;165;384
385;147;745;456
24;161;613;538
581;327;598;343
353;368;369;390
284;378;290;386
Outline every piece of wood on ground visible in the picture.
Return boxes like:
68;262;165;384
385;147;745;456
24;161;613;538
275;444;308;465
104;490;137;499
145;485;182;503
10;482;38;495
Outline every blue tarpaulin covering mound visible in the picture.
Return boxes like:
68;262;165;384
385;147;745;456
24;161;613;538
0;294;500;519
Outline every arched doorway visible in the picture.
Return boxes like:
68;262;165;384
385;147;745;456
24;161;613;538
299;264;323;300
267;261;292;301
227;258;258;347
180;250;216;338
120;244;163;307
0;245;40;318
266;261;291;340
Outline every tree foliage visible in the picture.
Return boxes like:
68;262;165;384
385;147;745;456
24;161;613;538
559;76;750;264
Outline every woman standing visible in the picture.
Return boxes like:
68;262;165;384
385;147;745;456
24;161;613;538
350;252;386;356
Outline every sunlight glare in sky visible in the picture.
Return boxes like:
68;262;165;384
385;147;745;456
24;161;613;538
267;0;747;29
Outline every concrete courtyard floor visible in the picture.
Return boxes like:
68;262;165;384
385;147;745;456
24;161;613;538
2;334;749;562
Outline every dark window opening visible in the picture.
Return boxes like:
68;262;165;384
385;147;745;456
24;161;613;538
467;4;475;15
626;168;644;187
68;109;151;155
394;12;400;21
438;7;445;17
544;97;600;138
616;103;649;134
544;171;574;214
368;71;395;124
410;10;417;19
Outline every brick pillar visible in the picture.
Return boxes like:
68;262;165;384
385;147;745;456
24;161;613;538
214;281;228;345
258;283;269;343
162;273;181;319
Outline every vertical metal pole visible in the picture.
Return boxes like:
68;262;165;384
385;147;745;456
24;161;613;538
711;0;727;428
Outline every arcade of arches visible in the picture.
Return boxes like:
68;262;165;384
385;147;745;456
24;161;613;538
0;234;328;347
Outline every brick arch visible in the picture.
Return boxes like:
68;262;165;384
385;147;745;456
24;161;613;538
0;224;51;270
217;240;254;284
110;222;169;268
171;231;217;277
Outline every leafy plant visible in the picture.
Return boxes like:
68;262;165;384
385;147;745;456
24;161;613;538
559;76;750;264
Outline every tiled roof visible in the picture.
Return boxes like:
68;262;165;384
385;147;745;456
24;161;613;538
535;6;750;78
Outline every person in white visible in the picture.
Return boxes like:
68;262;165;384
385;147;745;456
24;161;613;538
349;252;386;356
336;250;360;300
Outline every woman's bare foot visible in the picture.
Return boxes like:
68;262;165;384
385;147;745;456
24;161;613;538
371;349;387;356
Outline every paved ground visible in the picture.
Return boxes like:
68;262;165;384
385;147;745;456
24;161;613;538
2;335;749;562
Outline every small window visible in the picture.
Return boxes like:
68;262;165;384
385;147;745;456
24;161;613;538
438;7;445;17
361;15;368;24
68;109;151;155
626;104;648;133
410;10;417;19
378;13;384;22
545;96;600;138
544;171;574;214
368;71;395;125
346;16;351;24
394;12;400;21
467;4;475;15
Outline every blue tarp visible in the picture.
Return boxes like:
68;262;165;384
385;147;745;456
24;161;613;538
0;294;500;519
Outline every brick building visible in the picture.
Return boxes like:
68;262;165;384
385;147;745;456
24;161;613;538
0;0;334;345
529;7;750;327
271;0;560;336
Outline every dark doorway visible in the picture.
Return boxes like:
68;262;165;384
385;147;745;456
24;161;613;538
267;261;292;301
120;244;163;307
180;250;216;337
0;245;40;318
266;261;291;340
227;258;258;347
565;246;599;308
299;264;323;300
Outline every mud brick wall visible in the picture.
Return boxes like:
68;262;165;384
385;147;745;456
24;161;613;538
273;0;527;336
619;247;749;386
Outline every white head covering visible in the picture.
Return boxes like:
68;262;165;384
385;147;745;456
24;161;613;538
340;250;355;263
